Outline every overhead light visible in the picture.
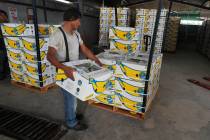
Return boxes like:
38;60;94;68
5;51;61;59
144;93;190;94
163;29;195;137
180;19;204;26
55;0;72;4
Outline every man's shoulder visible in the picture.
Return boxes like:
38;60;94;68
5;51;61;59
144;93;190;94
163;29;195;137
50;28;62;38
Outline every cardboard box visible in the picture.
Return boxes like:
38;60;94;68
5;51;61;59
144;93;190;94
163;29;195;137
22;48;48;63
110;40;140;54
10;69;24;82
8;57;23;72
109;27;140;41
3;37;22;49
6;48;22;62
21;37;49;52
56;60;113;101
92;91;116;106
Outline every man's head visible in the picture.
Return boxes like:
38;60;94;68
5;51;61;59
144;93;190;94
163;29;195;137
0;10;8;23
63;7;81;31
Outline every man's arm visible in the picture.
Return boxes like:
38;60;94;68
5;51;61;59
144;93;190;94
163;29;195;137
47;47;75;80
80;44;103;66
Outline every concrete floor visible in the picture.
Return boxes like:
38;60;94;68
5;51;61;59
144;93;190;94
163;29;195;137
0;49;210;140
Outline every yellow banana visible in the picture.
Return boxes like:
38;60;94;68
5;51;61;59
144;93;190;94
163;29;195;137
7;50;21;61
38;26;49;36
9;60;22;71
3;24;26;36
112;40;138;53
117;78;144;97
116;92;142;112
5;38;21;49
56;69;68;81
23;51;46;63
89;78;107;94
95;94;115;105
11;71;23;82
112;28;136;41
22;38;46;51
119;63;146;80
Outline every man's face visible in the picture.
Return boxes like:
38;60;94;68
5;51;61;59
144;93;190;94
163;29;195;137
68;18;81;31
0;12;8;23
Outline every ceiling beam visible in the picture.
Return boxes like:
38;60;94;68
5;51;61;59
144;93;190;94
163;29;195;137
121;0;155;7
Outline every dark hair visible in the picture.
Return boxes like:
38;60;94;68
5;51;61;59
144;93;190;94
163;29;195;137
63;7;81;21
0;9;8;17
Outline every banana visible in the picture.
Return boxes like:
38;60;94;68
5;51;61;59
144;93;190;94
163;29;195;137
95;94;115;105
7;50;21;61
117;78;144;97
3;24;26;36
5;38;21;49
22;38;46;51
38;26;49;36
11;72;23;82
119;63;146;80
115;92;142;112
24;63;47;74
89;78;108;94
112;28;136;40
9;60;22;71
56;69;68;81
112;40;138;53
23;51;46;63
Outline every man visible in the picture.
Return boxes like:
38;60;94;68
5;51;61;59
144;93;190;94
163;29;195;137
0;9;9;80
47;7;102;131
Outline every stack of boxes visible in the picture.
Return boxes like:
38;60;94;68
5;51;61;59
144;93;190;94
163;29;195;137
93;26;163;113
135;9;168;54
1;23;58;88
99;7;130;47
164;17;181;52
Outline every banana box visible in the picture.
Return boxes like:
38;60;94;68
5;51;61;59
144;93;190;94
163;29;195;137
92;91;116;106
115;58;148;81
22;61;54;77
115;77;145;97
21;37;49;52
10;69;24;82
8;57;23;72
1;23;34;36
110;40;140;54
3;37;22;49
109;27;140;41
22;47;48;63
136;9;157;16
23;74;54;88
38;24;50;36
56;60;113;101
6;48;22;62
114;90;143;113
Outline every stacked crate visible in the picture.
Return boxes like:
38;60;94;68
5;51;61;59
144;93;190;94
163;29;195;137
0;23;57;88
99;7;130;47
135;9;168;54
93;27;163;114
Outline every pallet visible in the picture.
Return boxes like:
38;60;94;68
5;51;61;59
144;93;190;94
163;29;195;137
11;80;57;94
88;100;145;120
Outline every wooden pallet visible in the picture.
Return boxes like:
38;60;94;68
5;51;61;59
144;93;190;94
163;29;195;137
11;80;57;94
88;100;145;120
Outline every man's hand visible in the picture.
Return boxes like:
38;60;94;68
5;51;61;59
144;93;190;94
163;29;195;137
62;66;76;81
95;59;103;67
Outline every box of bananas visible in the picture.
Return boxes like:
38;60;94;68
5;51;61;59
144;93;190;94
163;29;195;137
56;59;114;101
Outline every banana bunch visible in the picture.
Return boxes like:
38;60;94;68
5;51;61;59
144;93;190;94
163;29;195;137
119;63;146;80
112;40;138;53
56;69;68;82
117;78;144;97
5;37;21;49
95;93;115;105
22;38;46;51
112;28;136;41
115;92;142;112
7;50;21;61
2;24;26;36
